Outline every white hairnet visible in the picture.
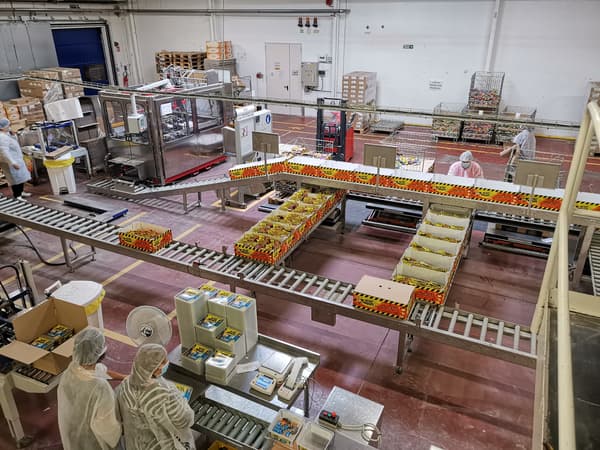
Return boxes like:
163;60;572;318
130;343;167;388
73;327;106;366
459;151;473;162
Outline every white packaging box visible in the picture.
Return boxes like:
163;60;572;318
225;294;258;350
194;313;226;348
215;327;246;364
414;232;462;256
403;246;456;271
394;260;450;288
174;287;207;349
181;343;213;375
208;289;237;317
419;222;467;242
205;350;236;385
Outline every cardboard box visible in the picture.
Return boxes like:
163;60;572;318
118;221;173;253
44;67;82;80
174;287;208;349
0;298;88;375
352;275;415;319
9;119;27;132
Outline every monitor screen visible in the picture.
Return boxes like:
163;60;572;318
363;144;397;169
252;131;280;154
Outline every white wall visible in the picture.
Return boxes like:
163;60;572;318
36;0;597;127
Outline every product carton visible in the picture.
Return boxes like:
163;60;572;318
352;275;415;319
0;298;88;375
174;287;208;349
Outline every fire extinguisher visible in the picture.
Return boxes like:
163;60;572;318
123;65;129;87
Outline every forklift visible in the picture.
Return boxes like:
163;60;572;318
316;98;355;161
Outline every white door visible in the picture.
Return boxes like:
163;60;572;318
265;43;302;115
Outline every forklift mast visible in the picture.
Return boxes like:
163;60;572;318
316;97;353;162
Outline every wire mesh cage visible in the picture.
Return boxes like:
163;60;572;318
495;105;537;144
468;71;505;110
279;136;335;159
380;129;436;172
462;109;496;143
432;103;466;140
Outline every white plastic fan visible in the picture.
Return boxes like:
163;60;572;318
125;305;172;346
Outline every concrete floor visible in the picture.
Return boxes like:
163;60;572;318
0;116;591;449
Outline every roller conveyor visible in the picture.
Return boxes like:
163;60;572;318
87;175;269;200
190;397;270;449
588;230;600;296
0;196;536;369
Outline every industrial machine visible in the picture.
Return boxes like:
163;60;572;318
222;105;273;207
316;97;354;162
99;81;233;186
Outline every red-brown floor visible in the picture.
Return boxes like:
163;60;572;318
0;115;573;449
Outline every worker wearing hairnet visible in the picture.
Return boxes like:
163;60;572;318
447;151;484;178
116;343;195;450
0;118;31;199
57;327;122;450
501;127;536;160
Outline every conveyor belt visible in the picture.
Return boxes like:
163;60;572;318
588;230;600;296
87;175;269;200
191;397;270;449
0;196;536;368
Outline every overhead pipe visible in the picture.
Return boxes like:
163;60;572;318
12;74;580;131
0;7;350;16
484;0;502;71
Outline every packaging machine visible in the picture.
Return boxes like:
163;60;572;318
100;82;233;186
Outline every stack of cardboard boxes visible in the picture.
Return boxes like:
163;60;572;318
205;41;233;60
6;97;44;126
49;67;85;99
342;71;377;133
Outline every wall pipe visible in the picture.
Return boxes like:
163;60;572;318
484;0;501;71
0;8;350;16
126;0;143;85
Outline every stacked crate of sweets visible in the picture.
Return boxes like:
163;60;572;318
392;205;471;305
342;71;376;133
587;82;600;155
234;188;343;265
432;103;466;140
205;41;233;61
462;71;504;143
495;106;536;144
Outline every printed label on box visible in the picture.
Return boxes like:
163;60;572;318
198;314;224;330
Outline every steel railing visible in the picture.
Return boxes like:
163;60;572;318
530;101;600;449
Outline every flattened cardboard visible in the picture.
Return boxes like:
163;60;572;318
0;340;48;364
355;275;414;306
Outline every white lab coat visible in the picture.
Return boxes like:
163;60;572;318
57;362;122;450
0;132;30;186
116;376;195;450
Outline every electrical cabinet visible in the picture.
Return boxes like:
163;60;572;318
301;62;319;88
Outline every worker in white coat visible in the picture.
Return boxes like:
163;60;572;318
57;327;122;450
116;343;195;450
447;150;484;178
0;118;31;199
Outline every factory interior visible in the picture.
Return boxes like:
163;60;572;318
0;1;598;450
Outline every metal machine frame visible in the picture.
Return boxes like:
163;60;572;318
100;83;233;186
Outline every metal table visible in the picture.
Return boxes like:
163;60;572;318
168;334;320;417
